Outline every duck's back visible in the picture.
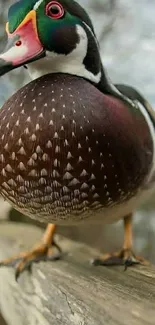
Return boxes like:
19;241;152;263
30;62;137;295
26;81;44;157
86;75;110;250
0;73;154;223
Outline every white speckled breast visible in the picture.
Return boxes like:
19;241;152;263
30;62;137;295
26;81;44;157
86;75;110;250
0;73;153;224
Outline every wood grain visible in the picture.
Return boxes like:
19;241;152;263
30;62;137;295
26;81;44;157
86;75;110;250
0;222;154;325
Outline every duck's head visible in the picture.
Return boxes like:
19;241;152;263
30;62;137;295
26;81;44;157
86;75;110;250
0;0;104;84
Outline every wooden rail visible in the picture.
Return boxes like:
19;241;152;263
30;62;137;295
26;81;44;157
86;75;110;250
0;222;154;325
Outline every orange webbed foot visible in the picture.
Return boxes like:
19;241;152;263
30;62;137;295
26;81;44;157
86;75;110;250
92;214;150;270
92;248;149;269
0;224;63;281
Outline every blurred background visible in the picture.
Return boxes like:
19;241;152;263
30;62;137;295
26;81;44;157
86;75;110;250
0;2;155;323
1;0;155;259
0;0;155;325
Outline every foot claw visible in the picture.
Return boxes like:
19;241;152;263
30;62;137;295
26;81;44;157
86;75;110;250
0;242;62;280
124;256;140;271
15;264;27;282
92;249;147;269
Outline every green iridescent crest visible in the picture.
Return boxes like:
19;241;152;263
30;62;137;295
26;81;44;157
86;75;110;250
8;0;94;34
8;0;37;32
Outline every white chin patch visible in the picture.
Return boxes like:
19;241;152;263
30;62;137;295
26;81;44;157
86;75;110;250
27;25;101;84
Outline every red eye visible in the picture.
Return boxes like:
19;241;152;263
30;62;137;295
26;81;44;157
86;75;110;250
46;1;64;19
15;40;22;46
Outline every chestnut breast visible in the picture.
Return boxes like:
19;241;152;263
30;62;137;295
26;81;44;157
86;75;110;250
0;73;153;223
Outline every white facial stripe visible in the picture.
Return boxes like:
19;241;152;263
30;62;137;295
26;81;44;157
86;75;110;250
83;20;137;107
27;24;101;84
33;0;44;11
82;21;99;47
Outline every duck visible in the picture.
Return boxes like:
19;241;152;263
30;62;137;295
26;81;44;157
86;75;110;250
0;0;155;280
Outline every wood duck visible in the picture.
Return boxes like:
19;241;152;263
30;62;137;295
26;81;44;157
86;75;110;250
0;0;155;279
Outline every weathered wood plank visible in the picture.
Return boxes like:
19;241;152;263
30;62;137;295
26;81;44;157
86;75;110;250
0;222;155;325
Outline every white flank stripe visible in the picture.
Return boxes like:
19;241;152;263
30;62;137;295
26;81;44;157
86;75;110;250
136;100;155;183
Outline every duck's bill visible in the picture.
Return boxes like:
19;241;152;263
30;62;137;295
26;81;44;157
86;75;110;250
0;50;45;77
0;10;45;77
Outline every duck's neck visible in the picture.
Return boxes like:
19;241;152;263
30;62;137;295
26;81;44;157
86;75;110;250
26;22;131;103
26;23;107;88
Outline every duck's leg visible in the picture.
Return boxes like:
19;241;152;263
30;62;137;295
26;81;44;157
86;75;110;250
92;214;149;268
0;223;62;280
